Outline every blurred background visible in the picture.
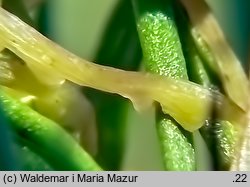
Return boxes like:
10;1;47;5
1;0;250;170
44;0;250;65
45;0;250;170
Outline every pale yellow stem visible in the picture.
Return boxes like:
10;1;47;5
0;7;243;132
181;0;249;111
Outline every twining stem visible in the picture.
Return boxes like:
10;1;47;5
0;7;244;132
180;0;249;111
174;1;239;170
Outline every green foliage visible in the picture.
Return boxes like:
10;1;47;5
0;0;246;171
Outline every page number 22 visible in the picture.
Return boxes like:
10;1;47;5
233;174;247;183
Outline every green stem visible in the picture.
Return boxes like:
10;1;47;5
12;135;53;170
132;0;195;171
174;1;238;170
0;105;20;170
0;89;102;171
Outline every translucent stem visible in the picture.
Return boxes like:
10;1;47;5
0;7;242;132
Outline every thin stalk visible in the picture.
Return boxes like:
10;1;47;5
0;89;102;171
0;7;244;132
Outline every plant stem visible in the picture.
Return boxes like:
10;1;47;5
0;89;102;171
